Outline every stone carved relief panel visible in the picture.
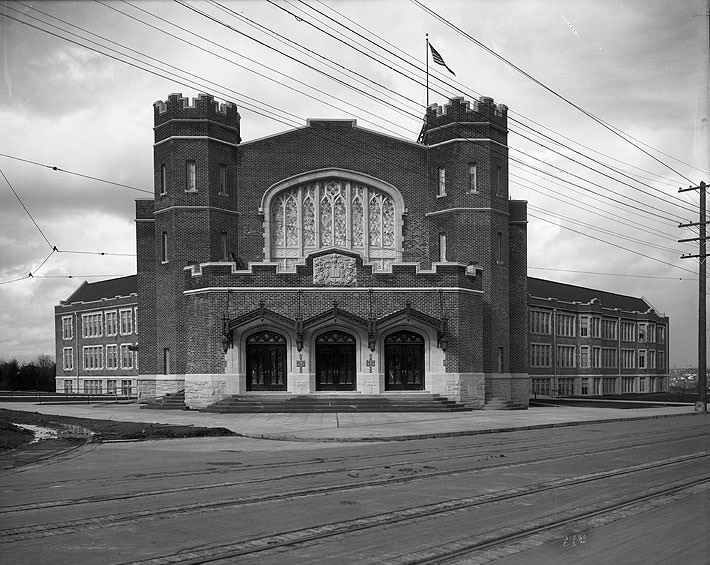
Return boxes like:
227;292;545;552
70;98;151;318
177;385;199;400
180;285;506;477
313;253;357;286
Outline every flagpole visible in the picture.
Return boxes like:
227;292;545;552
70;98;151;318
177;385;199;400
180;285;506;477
426;33;429;107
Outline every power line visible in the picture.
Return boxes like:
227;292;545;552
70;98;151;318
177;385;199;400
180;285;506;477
0;152;153;195
410;0;699;185
1;166;53;249
527;266;693;280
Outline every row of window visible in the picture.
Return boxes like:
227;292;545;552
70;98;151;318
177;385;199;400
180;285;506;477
159;161;229;195
62;345;137;371
62;379;133;395
529;311;666;343
436;164;505;197
61;308;137;340
530;343;666;369
532;376;665;396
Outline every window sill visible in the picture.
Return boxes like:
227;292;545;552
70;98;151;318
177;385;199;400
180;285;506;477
436;193;447;198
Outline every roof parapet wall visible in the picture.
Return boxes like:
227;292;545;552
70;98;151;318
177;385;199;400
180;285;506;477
153;92;240;131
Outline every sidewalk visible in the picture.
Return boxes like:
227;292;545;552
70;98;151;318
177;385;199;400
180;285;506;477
0;401;702;442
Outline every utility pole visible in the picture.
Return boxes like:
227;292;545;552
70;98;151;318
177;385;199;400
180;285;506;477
679;180;708;412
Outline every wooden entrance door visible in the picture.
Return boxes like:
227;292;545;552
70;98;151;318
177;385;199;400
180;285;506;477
246;331;287;391
385;331;424;390
315;331;356;391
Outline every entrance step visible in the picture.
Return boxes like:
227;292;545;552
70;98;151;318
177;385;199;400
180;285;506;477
139;390;187;410
201;393;470;413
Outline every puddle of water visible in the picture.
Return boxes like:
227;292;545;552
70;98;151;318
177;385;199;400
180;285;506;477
12;424;58;443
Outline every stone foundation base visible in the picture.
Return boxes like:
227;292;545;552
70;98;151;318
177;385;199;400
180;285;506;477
485;373;530;408
185;374;228;409
137;376;185;401
429;372;485;409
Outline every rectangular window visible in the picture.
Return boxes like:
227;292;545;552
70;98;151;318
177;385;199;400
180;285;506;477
579;316;589;337
437;166;446;196
160;164;167;195
530;310;552;334
556;313;575;337
82;345;103;370
121;380;132;396
62;316;73;340
119;309;133;335
638;349;646;369
495;166;503;196
497;347;504;373
602;318;618;340
62;347;73;371
120;344;134;369
468;163;477;193
221;231;229;261
602;348;618;368
657;350;665;368
558;378;575;396
556;345;575;368
186;160;196;192
63;380;73;394
84;380;102;394
648;324;656;342
603;377;616;395
134;307;138;335
105;311;118;336
161;231;168;263
621;349;635;369
530;343;552;367
81;312;103;338
107;380;117;395
439;232;447;262
590;317;601;338
657;325;666;344
581;378;589;395
639;377;646;392
532;378;551;396
637;323;647;343
592;347;601;368
163;348;171;374
106;345;118;369
622;377;635;393
219;164;227;194
579;346;590;368
621;321;636;342
648;350;656;369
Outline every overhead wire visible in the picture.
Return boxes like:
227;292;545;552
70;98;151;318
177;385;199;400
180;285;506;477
1;3;701;283
410;0;700;185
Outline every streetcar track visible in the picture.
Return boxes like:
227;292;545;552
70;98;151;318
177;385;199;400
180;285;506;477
110;456;710;565
0;447;705;545
2;428;706;514
2;422;699;489
1;428;704;515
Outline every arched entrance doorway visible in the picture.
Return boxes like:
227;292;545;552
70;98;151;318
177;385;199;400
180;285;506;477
245;330;287;391
315;331;356;391
385;331;425;390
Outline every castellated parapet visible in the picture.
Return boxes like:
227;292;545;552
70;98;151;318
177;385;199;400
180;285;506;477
421;96;507;145
153;92;241;144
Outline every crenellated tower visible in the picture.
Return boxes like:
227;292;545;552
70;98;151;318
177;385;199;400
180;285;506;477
137;93;241;388
420;96;527;400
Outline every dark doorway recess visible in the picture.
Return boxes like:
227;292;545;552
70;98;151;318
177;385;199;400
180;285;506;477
246;331;287;391
316;330;356;391
385;331;425;390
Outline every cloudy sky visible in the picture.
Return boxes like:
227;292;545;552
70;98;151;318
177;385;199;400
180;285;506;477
0;0;708;367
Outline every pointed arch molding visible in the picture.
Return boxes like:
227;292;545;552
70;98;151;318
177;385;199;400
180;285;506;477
260;169;406;271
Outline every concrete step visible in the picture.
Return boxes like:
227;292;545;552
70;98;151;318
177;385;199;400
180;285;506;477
201;393;469;413
139;390;187;410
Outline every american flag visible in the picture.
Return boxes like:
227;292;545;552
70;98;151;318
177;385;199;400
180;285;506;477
429;43;456;76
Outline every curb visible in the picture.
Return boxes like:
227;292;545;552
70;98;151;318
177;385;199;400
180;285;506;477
245;411;706;443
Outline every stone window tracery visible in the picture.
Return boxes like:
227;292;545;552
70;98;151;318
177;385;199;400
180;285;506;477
269;178;399;272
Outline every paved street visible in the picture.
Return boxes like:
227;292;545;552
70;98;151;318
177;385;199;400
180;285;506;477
0;407;708;564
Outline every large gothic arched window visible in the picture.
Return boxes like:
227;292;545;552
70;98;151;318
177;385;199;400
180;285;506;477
269;178;399;272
